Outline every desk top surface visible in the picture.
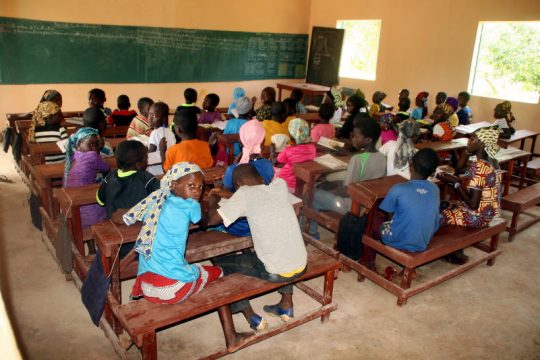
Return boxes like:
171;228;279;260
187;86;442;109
498;129;539;144
276;82;330;92
416;138;468;152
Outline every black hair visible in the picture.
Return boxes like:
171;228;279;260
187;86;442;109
89;88;106;101
436;92;447;101
173;109;198;136
398;97;411;111
205;93;220;108
262;87;277;103
117;94;131;110
271;101;287;122
137;97;154;112
116;140;147;170
458;91;471;101
412;148;440;179
153;101;170;119
290;89;304;103
347;94;368;113
184;88;197;103
353;115;381;143
283;98;297;116
232;163;263;187
400;89;409;96
318;103;334;121
83;106;106;130
40;90;62;103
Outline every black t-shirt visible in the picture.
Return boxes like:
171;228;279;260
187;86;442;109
97;169;160;218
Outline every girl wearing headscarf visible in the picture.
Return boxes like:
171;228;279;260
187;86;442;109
64;127;109;230
337;92;369;139
323;88;345;124
411;92;429;120
28;101;69;163
227;87;246;115
223;96;252;156
445;97;460;128
379;119;420;178
40;89;62;107
493;101;516;138
379;113;399;145
370;91;391;117
438;126;502;229
124;163;223;304
277;118;317;192
432;103;455;142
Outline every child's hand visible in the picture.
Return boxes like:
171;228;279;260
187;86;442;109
159;137;167;153
436;172;459;184
251;96;257;106
111;208;129;225
208;188;232;199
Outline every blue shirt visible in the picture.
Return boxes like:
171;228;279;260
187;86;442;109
137;196;201;282
379;180;440;252
223;118;248;156
457;106;473;125
411;107;424;120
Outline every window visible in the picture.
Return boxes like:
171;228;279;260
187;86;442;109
468;22;540;104
337;20;381;80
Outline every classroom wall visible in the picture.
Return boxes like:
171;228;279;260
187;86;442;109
310;0;540;134
0;0;311;120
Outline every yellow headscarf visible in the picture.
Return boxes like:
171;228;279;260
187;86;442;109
28;101;61;142
475;126;500;159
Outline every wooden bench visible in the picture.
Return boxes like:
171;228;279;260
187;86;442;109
353;218;506;306
112;244;339;360
6;111;85;128
216;133;240;165
526;157;540;178
501;182;540;241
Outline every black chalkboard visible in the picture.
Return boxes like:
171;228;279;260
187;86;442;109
0;17;308;84
306;27;344;87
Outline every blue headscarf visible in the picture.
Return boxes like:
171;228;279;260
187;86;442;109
228;87;246;114
64;127;99;184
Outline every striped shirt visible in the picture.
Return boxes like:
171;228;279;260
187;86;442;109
34;125;68;163
126;115;152;139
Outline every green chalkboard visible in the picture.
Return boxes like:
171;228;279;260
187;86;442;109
0;17;308;84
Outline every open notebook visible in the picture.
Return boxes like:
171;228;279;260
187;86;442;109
314;154;348;170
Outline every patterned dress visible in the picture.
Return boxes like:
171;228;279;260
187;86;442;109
442;159;501;227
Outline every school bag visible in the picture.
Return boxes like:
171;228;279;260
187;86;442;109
55;215;73;273
3;127;14;153
336;212;367;261
81;251;110;326
28;192;42;230
11;132;22;163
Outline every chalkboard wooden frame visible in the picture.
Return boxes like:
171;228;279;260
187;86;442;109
306;26;344;87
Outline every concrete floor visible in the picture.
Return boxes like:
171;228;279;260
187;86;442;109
1;149;539;360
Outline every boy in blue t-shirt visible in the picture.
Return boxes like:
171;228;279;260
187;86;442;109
379;148;440;252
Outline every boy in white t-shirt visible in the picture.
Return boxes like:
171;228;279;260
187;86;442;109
146;102;176;175
208;164;307;346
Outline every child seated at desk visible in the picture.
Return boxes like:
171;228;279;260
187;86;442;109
282;98;298;130
445;97;460;128
83;107;114;158
323;88;345;124
123;163;223;304
40;89;62;107
411;91;429;120
379;148;440;252
127;97;154;140
64;127;109;230
227;87;246;115
457;91;473;125
262;102;289;147
147;102;176;175
277;118;316;193
199;93;223;125
396;97;411;123
88;88;111;117
310;103;335;142
28;101;68;164
379;113;399;145
176;88;201;116
163;110;213;171
370;91;392;117
107;94;137;127
492;101;516;138
208;164;307;339
379;119;421;178
253;87;276;121
222;96;251;157
337;92;368;140
431;103;455;142
290;88;307;114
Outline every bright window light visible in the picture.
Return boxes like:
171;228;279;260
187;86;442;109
468;21;540;104
337;20;381;81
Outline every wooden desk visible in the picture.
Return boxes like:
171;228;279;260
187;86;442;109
455;121;492;136
416;138;468;152
495;147;530;196
276;83;330;105
28;137;123;165
102;125;129;138
498;129;538;158
6;111;84;128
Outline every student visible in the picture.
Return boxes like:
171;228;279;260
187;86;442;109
492;101;516;138
147;102;176;175
337;93;368;139
28;101;68;163
40;89;63;107
88;88;111;117
311;103;336;142
379;119;421;178
64;127;109;230
277;118;316;193
123;163;223;304
107;95;137;127
209;164;308;338
290;89;307;114
323;88;345;124
432;103;455;142
176;88;201;115
282;98;298;130
396;97;411;123
262;101;289;147
222;96;251;156
445;97;460;128
227;87;246;115
379;113;399;145
127;97;154;140
398;89;409;101
83;106;114;158
379;148;440;252
199;93;223;124
370;91;391;117
435;91;447;106
456;91;473;125
411;91;429;120
437;127;502;263
253;87;276;121
163;110;213;171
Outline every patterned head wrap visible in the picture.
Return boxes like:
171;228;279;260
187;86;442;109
228;87;246;114
379;113;397;131
239;120;265;163
394;119;420;169
123;162;203;259
288;118;310;144
235;96;252;115
28;101;61;142
63;127;99;184
495;101;514;122
475;127;500;159
373;91;387;103
446;97;459;112
416;92;429;105
438;103;455;118
328;87;345;108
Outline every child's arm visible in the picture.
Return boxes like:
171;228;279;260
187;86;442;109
111;208;130;225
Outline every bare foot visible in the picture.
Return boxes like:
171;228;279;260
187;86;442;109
227;331;253;353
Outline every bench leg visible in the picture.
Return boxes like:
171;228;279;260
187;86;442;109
358;246;376;282
508;211;520;242
400;267;415;290
322;269;336;323
140;332;157;360
487;234;500;266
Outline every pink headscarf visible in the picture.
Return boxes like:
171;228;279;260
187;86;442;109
239;120;265;164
